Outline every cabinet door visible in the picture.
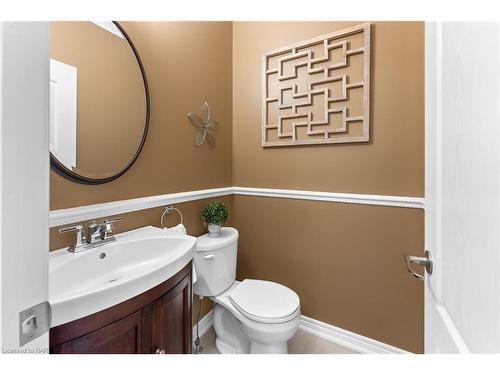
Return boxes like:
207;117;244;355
152;273;192;354
70;310;145;354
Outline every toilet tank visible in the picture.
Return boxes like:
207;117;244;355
193;227;239;297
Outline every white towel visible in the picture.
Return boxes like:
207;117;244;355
162;223;187;235
162;223;197;284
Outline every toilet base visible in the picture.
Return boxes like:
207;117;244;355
213;304;250;353
216;337;244;354
249;340;288;354
212;302;298;354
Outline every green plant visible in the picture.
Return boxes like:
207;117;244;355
201;201;228;226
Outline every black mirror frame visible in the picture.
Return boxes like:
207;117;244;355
50;21;151;185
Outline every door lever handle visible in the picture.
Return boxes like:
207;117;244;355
405;250;433;280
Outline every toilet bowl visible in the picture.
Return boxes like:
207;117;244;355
211;279;300;354
193;227;300;354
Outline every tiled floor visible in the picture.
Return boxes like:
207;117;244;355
197;327;358;354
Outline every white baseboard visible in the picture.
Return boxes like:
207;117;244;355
299;315;410;354
192;309;410;354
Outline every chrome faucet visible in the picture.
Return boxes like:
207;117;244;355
87;221;107;243
58;217;123;253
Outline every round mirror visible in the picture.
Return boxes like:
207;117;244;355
49;21;150;184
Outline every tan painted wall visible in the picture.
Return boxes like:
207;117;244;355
50;22;233;210
233;196;424;353
233;21;424;196
232;22;425;353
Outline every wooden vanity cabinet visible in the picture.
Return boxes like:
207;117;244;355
152;273;192;354
50;262;192;354
67;309;146;354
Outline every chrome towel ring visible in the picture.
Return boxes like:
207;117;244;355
160;205;184;229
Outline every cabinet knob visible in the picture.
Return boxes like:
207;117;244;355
155;348;166;354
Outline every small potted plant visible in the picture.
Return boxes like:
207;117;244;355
201;201;228;237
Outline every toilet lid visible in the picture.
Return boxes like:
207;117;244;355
228;279;300;323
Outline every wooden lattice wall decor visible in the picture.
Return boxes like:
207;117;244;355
262;23;371;147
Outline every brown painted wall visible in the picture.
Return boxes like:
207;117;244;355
233;196;424;353
50;21;233;210
232;22;425;353
232;21;424;196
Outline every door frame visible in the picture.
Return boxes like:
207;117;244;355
0;22;50;351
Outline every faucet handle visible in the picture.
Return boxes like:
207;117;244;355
58;224;87;252
104;217;123;236
58;224;84;234
104;217;123;224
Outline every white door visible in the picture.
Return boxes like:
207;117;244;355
422;21;500;353
0;22;50;352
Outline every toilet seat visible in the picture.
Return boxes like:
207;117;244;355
228;279;300;324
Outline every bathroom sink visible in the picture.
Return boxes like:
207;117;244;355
49;226;196;327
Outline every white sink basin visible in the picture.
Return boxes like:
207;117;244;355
49;226;196;327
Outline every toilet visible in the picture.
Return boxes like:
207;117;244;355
193;227;300;354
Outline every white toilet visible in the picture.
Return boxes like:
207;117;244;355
194;227;300;354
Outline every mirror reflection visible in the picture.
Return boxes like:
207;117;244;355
50;21;148;182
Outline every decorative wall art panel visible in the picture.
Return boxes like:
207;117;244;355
262;23;371;147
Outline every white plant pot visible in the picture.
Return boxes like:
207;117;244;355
207;223;221;237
